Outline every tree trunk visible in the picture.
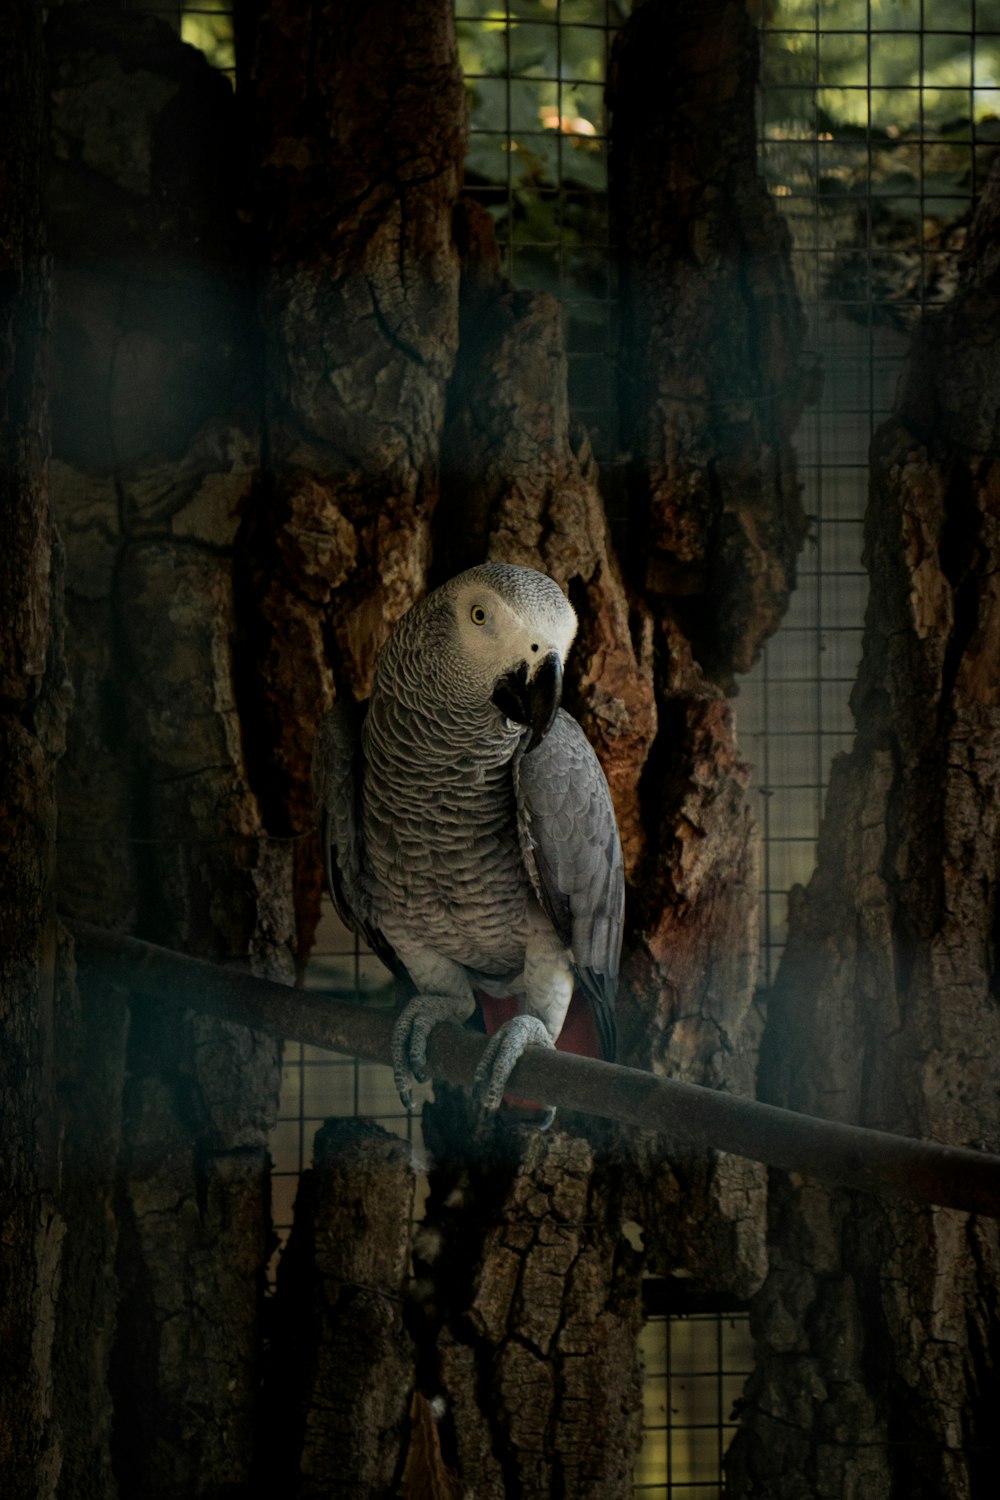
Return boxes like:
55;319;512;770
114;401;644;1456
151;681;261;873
51;930;129;1500
729;162;1000;1500
609;0;811;687
47;10;292;1495
0;5;67;1496
606;0;813;1300
420;1096;645;1500
263;1120;417;1496
239;0;468;952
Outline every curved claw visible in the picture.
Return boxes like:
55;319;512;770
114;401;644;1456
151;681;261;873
391;993;468;1109
473;1013;555;1115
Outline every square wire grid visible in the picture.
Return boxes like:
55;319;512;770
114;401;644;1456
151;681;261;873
741;0;1000;985
270;899;430;1269
635;1311;754;1500
112;1;1000;1492
457;0;624;462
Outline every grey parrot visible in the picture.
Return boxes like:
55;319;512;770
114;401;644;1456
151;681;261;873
312;562;624;1118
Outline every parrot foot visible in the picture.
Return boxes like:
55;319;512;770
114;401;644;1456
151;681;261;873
473;1014;555;1125
392;993;468;1109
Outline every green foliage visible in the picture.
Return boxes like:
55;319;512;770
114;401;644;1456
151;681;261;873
458;0;1000;320
761;0;1000;139
457;1;613;310
459;2;609;188
170;1;1000;329
757;0;1000;315
181;2;235;77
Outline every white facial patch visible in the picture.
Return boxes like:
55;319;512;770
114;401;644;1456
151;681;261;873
453;575;577;679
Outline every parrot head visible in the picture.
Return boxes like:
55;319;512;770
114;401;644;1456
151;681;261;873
449;564;577;751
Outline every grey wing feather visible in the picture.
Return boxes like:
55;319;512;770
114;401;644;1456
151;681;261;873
513;709;624;1060
312;699;408;983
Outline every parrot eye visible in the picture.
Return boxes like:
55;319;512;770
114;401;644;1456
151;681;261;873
470;605;487;625
530;643;539;652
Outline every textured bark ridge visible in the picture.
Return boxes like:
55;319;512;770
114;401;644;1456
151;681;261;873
729;165;1000;1500
420;1098;645;1500
614;635;766;1297
51;930;129;1500
0;5;68;1495
241;0;467;946
609;0;811;686
604;0;802;1293
47;11;290;1496
263;1119;417;1496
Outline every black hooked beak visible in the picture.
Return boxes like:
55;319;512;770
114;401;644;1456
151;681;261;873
491;651;563;751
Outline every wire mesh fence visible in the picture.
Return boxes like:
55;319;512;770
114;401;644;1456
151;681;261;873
269;901;428;1278
742;0;1000;984
457;1;623;461
106;0;1000;1492
636;1305;754;1500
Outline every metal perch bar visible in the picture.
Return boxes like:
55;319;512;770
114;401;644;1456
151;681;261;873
67;919;1000;1220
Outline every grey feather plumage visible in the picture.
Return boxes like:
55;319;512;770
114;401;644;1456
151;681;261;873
512;710;621;1058
312;563;623;1092
312;697;410;984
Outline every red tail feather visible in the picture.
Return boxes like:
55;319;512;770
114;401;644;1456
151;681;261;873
475;988;600;1115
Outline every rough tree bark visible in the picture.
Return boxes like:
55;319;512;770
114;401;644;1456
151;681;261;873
0;5;68;1496
47;10;292;1496
24;0;1000;1491
50;931;128;1500
728;162;1000;1500
419;1096;645;1500
263;1120;418;1495
239;0;468;952
606;0;813;1300
610;0;810;686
